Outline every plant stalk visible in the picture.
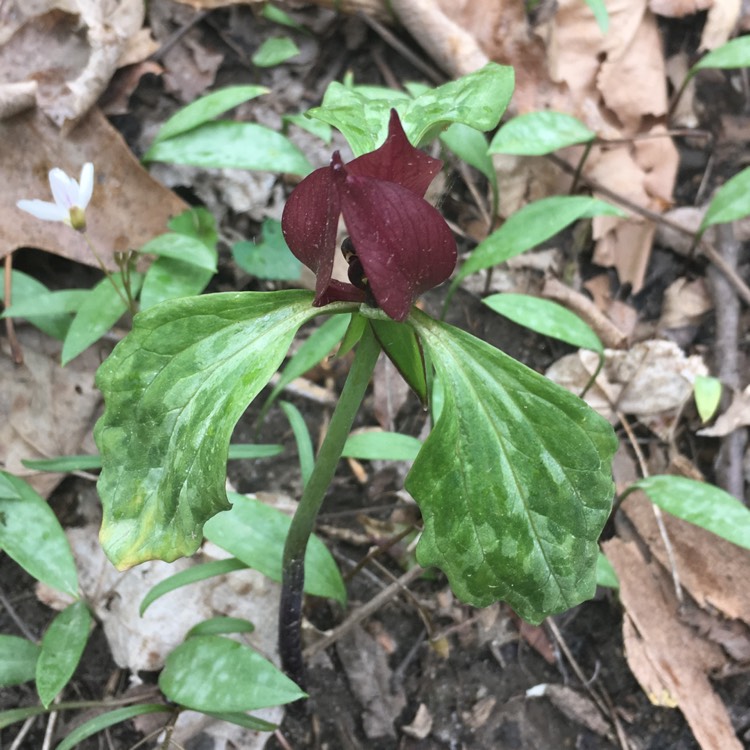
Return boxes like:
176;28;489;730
279;320;381;688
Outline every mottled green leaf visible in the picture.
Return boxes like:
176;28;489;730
632;475;750;549
159;635;306;711
204;493;346;605
94;291;355;569
36;601;91;707
0;472;78;597
140;257;214;310
406;311;616;620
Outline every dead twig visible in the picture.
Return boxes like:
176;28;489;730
303;564;424;659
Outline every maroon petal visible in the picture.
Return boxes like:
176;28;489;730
347;109;442;198
339;173;457;322
281;163;341;303
315;279;367;306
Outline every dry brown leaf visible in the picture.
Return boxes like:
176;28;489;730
173;0;261;7
649;0;713;18
1;0;148;126
0;327;102;498
526;684;612;739
0;80;37;119
3;107;187;268
604;535;742;750
699;385;750;437
401;703;433;740
666;53;699;128
658;276;713;329
701;0;742;49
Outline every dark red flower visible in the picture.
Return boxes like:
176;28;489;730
281;110;457;322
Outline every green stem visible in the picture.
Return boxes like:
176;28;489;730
279;320;381;687
81;232;137;314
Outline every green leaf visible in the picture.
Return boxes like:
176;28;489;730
186;616;255;638
61;273;143;366
140;558;248;615
694;375;722;422
140;257;214;310
0;272;79;340
159;635;306;712
584;0;609;32
0;705;49;730
310;62;514;156
95;291;353;569
231;218;303;281
371;318;428;405
153;85;268;143
252;36;300;67
144;122;312;176
140;233;217;272
699;167;750;231
169;207;218;250
228;444;284;460
482;294;603;353
440;123;498;215
343;431;422;461
2;289;88;320
406;311;617;619
283;113;332;144
36;601;92;707
204;493;347;605
489;111;595;156
0;471;78;597
279;401;314;486
55;704;171;750
262;2;306;31
0;635;40;687
261;314;350;416
632;475;750;549
453;196;625;289
691;36;750;74
596;551;618;588
202;710;277;731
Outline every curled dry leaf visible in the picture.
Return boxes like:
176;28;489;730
700;0;742;50
3;108;187;268
658;276;713;330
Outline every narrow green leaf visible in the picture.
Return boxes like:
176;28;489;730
406;311;617;620
140;559;249;615
95;291;352;569
596;551;618;588
0;272;77;340
691;36;750;74
231;218;303;281
261;314;350;416
0;471;78;597
0;705;48;730
153;85;268;143
699;167;750;231
252;36;300;67
343;431;422;461
159;635;306;712
204;493;347;605
262;2;306;31
36;601;92;708
186;616;255;638
482;294;604;353
440;123;498;215
61;273;142;366
202;710;277;731
55;704;171;750
140;257;214;310
144;122;312;176
694;375;722;423
632;475;750;549
371;318;428;405
228;444;284;460
584;0;609;32
279;401;314;486
453;196;625;289
0;635;40;687
140;233;217;272
489;111;595;156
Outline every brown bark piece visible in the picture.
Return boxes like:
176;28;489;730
603;536;742;750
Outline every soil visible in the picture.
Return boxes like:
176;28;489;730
2;2;750;750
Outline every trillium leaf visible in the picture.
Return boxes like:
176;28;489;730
95;291;354;569
406;311;617;621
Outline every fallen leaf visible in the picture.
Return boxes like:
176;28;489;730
401;703;433;739
3;108;187;268
701;0;742;50
658;276;713;329
648;0;712;17
526;684;612;739
604;534;742;750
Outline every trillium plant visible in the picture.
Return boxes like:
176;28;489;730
90;63;616;691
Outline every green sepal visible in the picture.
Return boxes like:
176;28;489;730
371;318;428;405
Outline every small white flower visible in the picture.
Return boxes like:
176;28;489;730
17;163;94;231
